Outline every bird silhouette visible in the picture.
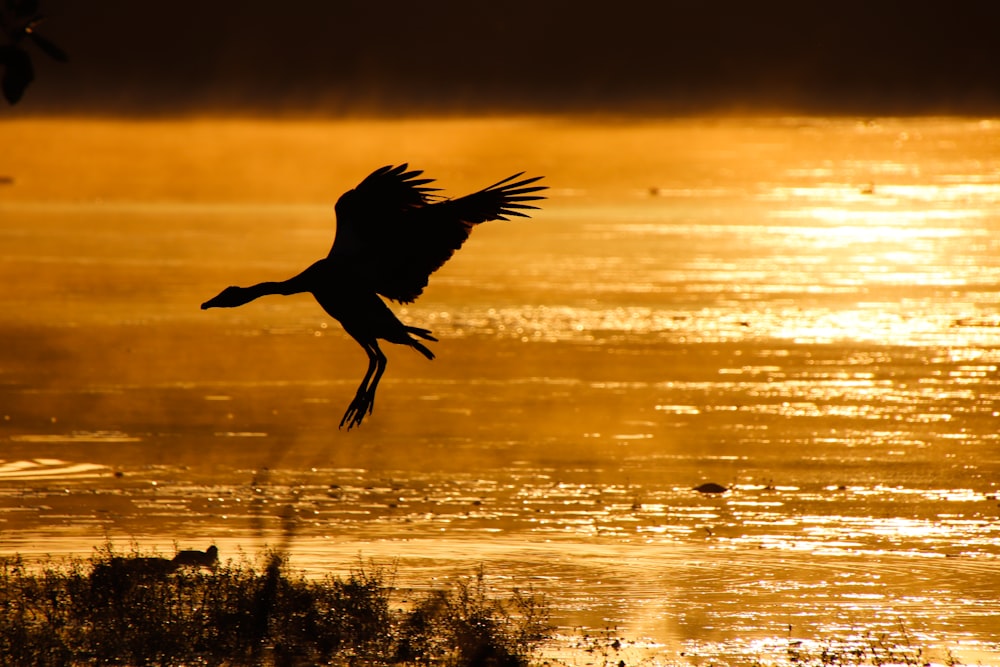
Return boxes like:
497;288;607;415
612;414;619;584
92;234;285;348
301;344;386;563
202;164;546;429
172;545;219;569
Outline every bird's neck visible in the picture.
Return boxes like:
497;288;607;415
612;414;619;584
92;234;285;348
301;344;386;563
245;280;304;302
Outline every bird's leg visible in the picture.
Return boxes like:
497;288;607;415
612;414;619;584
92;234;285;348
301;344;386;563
340;346;377;429
366;346;388;416
340;342;387;429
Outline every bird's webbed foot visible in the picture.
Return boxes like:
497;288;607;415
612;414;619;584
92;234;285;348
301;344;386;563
340;389;375;430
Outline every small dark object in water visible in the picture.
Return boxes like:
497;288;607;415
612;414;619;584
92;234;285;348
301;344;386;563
173;545;218;569
693;482;728;494
0;176;13;185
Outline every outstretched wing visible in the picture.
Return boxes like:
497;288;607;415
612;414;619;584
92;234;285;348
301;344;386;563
330;164;546;303
329;164;440;258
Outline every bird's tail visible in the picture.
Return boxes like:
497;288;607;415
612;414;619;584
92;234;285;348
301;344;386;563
406;326;436;360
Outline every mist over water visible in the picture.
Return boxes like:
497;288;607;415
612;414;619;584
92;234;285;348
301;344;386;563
1;116;999;663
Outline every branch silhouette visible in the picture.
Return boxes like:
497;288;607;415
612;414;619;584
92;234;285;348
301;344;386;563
1;0;67;104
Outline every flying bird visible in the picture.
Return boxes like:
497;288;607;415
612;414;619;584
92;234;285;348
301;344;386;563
202;164;546;429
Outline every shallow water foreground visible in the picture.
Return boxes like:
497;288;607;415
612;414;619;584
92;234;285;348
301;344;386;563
1;116;999;664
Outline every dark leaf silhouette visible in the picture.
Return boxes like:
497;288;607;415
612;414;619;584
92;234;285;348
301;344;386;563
1;0;67;104
10;0;38;19
0;44;32;104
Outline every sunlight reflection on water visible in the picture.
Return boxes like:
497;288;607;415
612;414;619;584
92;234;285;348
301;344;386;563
1;116;999;663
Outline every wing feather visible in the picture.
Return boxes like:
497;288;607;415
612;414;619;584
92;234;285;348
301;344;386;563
330;165;546;303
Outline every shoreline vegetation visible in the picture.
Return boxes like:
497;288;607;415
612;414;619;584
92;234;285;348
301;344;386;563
0;547;969;667
0;545;549;666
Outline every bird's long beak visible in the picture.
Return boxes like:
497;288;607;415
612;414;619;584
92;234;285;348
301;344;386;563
202;285;243;310
200;292;224;309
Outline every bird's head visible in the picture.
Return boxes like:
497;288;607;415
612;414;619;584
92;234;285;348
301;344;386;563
201;286;246;309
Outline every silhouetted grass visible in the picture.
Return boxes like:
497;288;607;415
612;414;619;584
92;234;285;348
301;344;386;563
0;546;549;666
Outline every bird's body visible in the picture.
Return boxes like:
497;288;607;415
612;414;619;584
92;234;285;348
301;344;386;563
172;545;219;569
202;164;546;428
301;259;434;357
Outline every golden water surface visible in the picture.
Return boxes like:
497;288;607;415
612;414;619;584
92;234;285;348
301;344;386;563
1;116;999;663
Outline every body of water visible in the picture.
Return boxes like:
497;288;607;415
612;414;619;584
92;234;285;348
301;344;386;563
1;116;998;664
